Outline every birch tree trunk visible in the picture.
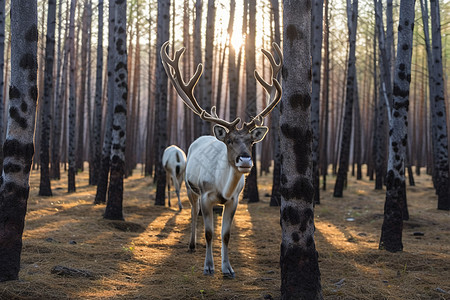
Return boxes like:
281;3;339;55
379;0;415;252
311;0;323;204
92;0;103;186
228;0;238;121
39;0;56;196
0;0;38;281
104;0;127;220
280;0;322;298
333;0;358;198
154;0;170;206
50;0;65;180
94;0;114;204
68;0;77;193
429;0;450;210
193;0;203;139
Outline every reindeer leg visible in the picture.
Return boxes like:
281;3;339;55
166;172;171;207
221;199;238;278
201;194;215;275
175;173;183;211
187;189;199;252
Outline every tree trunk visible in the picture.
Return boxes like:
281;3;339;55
333;0;358;198
311;0;323;204
94;0;115;204
379;0;415;252
269;0;281;207
0;0;5;173
280;1;323;298
243;0;259;203
154;0;170;206
320;0;329;190
50;0;65;180
39;0;56;196
104;0;127;220
201;0;215;136
429;0;450;210
0;0;38;281
92;0;103;186
67;0;77;193
193;0;203;139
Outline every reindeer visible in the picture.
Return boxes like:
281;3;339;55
162;145;187;211
161;41;282;278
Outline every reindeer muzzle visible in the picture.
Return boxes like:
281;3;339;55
236;156;253;173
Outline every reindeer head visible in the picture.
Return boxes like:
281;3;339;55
161;42;283;174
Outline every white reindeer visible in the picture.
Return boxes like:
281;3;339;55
162;145;187;211
161;41;282;278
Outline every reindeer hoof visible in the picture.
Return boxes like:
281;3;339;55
223;272;235;279
203;268;215;276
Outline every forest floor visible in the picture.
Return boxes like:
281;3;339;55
0;165;449;300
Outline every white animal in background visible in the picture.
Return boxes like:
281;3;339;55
162;145;187;211
161;41;282;278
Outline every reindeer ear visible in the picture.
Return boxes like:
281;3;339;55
250;126;268;143
213;125;228;142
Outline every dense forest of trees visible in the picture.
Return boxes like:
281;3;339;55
0;0;448;296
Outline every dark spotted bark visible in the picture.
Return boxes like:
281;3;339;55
379;0;415;253
280;1;322;299
95;0;115;204
311;0;323;204
67;0;77;193
154;0;170;206
38;0;56;196
374;0;391;190
0;0;37;281
0;0;5;173
244;0;259;203
269;0;281;207
50;0;64;180
334;0;358;198
429;0;450;210
104;0;127;221
92;0;104;186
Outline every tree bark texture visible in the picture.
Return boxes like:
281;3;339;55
0;0;5;173
379;0;415;252
244;0;259;203
311;0;323;204
104;0;127;220
67;0;77;193
95;0;115;204
92;0;104;186
0;0;37;281
333;0;358;198
39;0;56;196
154;0;170;206
280;1;322;298
429;0;450;210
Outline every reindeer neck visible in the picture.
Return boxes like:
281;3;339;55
222;165;245;199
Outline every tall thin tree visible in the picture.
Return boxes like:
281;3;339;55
311;0;323;204
333;0;358;198
153;0;170;206
280;0;323;298
92;0;104;186
0;0;5;173
104;0;127;220
68;0;78;193
379;0;415;252
0;0;38;281
39;0;56;196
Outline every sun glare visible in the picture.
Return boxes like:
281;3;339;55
230;33;245;50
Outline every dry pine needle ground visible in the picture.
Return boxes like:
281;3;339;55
0;165;449;299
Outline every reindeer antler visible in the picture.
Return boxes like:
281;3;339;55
160;41;241;130
244;43;283;130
